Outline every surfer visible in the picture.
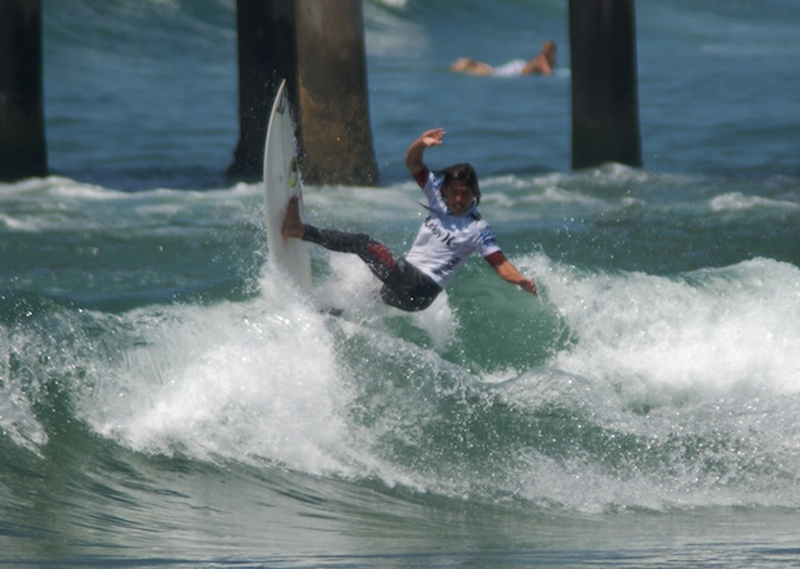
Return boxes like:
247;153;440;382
450;40;557;77
282;127;537;311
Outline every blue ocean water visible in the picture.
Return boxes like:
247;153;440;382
2;0;800;567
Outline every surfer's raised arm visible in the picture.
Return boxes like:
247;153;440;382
405;128;445;178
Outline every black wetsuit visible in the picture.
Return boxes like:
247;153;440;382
302;225;441;312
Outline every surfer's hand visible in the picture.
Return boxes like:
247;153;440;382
420;128;445;147
518;278;537;296
406;128;445;173
487;254;537;296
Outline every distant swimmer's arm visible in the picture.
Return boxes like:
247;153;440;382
485;251;537;295
521;56;552;76
405;128;445;176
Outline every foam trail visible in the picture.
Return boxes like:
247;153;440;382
536;256;800;404
87;275;354;475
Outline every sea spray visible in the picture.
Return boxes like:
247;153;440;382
72;277;351;477
542;256;800;403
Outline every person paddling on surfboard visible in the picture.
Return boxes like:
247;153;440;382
282;127;537;311
450;41;557;77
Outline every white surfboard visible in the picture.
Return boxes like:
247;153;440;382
263;79;312;292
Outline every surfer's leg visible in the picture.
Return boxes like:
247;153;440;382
296;203;441;311
304;225;441;311
302;225;403;281
286;196;402;281
282;196;306;239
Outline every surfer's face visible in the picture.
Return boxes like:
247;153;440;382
443;182;475;216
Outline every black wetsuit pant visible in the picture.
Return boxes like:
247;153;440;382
302;225;441;312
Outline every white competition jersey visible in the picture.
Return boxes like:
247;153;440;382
405;170;501;288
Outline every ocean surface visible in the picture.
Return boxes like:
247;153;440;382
2;0;800;567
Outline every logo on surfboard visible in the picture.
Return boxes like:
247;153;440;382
288;157;299;188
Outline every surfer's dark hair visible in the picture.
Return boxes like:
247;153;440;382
441;163;481;205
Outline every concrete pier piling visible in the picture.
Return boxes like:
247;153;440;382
228;0;296;178
569;0;642;170
294;0;379;185
0;0;47;182
229;0;378;185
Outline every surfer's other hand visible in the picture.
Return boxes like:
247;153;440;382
518;278;537;296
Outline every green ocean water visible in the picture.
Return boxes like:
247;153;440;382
2;0;800;567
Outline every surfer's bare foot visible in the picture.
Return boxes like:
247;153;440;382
282;196;305;239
